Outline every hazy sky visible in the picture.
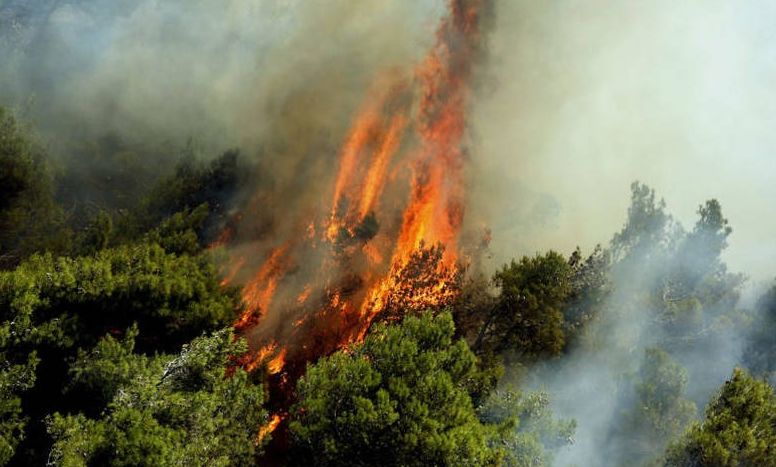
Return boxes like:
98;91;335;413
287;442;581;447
473;0;776;283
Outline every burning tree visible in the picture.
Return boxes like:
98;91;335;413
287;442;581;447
216;0;494;453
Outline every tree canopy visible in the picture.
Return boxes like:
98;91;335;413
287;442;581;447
665;368;776;467
47;329;268;466
289;312;506;466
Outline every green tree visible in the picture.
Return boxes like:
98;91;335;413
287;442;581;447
289;312;505;466
0;350;37;464
474;252;572;359
64;324;164;411
0;107;68;267
664;368;776;467
744;282;776;377
610;348;696;465
47;329;267;466
611;182;680;266
0;242;240;464
564;245;610;341
479;389;575;467
124;149;244;245
1;243;238;354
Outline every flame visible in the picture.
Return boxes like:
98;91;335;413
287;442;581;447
266;348;287;375
257;414;282;444
357;113;407;220
325;83;411;242
236;244;290;330
223;0;490;457
296;285;313;304
229;0;487;367
219;256;246;287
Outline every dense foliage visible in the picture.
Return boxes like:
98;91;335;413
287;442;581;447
289;313;505;466
47;329;267;466
0;107;68;266
665;369;776;466
1;105;775;467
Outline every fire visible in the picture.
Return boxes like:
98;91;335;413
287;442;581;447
356;113;407;220
325;81;411;242
257;414;282;445
222;0;491;457
266;348;287;375
236;244;290;331
296;285;313;304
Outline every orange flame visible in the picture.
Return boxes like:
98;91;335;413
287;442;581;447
357;113;407;220
257;414;282;445
227;3;490;456
236;244;290;330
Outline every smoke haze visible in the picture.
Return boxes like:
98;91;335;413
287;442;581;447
472;0;776;283
1;0;443;157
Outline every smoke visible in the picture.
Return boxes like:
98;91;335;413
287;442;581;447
465;4;776;459
470;0;776;283
1;0;443;158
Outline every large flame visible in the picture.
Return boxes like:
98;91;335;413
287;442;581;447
221;0;490;452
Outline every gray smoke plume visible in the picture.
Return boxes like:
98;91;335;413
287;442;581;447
1;0;443;160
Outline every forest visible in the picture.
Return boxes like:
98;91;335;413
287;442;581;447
2;104;776;465
3;0;776;466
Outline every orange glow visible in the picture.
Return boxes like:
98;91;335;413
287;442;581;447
236;244;290;330
243;343;277;372
229;2;490;456
219;256;246;287
257;414;282;445
296;285;313;304
357;114;407;220
266;348;287;375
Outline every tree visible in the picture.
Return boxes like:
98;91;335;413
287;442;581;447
676;200;732;289
611;182;678;266
744;282;776;377
664;368;776;466
64;324;163;412
289;312;505;466
0;242;240;464
474;252;572;359
609;348;696;465
478;389;575;467
0;350;37;464
1;243;239;355
564;245;610;341
47;329;268;466
0;107;68;267
126;149;244;245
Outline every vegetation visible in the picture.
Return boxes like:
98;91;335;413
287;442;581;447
290;312;505;466
665;369;776;466
47;330;267;466
0;103;775;467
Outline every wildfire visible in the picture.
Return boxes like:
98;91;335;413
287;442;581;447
257;414;282;445
236;244;290;331
224;0;491;456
